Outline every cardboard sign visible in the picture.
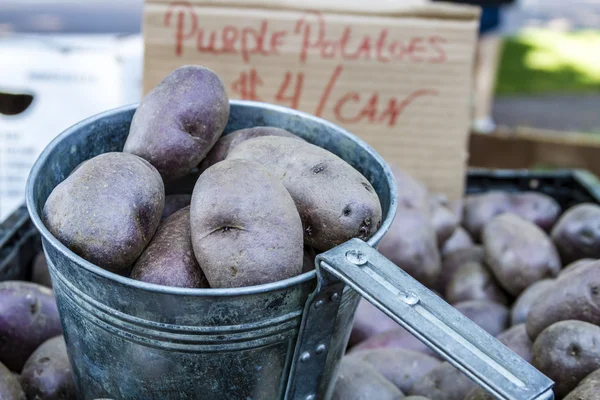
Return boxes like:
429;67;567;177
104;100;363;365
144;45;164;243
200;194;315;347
143;0;480;200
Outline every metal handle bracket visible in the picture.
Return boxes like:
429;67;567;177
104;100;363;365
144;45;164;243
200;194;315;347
317;238;554;400
284;266;345;400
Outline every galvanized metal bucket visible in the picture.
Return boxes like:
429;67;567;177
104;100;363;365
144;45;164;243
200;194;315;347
26;101;553;400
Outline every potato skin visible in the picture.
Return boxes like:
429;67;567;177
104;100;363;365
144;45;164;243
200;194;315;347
440;227;473;257
558;258;596;278
332;357;405;400
391;166;429;214
0;282;62;372
21;335;75;400
463;192;510;240
350;349;441;394
445;262;507;305
32;252;52;288
496;324;533;363
227;136;382;251
510;192;561;232
409;362;477;400
429;198;458;247
436;246;485;294
463;191;560;240
0;361;25;400
349;299;399;347
379;209;441;288
199;127;301;172
131;207;208;288
526;261;600;339
454;300;509;336
350;326;438;358
162;194;192;221
532;320;600;398
450;199;463;222
483;214;561;297
510;279;554;326
552;204;600;264
190;159;303;288
464;388;495;400
124;65;229;181
43;152;164;274
302;246;317;273
563;368;600;400
391;167;457;247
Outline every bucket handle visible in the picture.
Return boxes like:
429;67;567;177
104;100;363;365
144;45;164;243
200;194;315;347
285;238;554;400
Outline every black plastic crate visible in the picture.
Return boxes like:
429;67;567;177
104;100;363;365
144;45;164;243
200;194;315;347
466;168;600;210
0;205;41;281
2;169;600;281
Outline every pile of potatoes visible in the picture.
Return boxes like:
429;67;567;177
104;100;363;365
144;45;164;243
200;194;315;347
338;167;600;400
6;64;600;399
42;65;382;289
0;267;76;400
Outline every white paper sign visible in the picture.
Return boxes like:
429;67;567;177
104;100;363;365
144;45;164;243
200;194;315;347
0;35;142;220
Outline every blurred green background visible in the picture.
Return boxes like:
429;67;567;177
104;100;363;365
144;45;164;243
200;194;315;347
497;29;600;95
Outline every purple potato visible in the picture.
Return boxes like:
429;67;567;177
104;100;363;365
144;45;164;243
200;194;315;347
0;281;62;372
532;320;600;398
0;361;25;400
454;300;509;337
496;324;533;363
463;191;560;241
350;326;437;358
463;192;511;240
349;300;401;348
124;65;229;181
190;159;303;288
510;279;554;326
483;214;561;297
391;168;459;247
450;198;463;222
379;209;441;288
440;227;473;257
199;127;302;173
445;262;508;305
131;207;208;288
563;368;600;400
508;192;560;232
436;246;485;294
43;152;164;274
391;166;429;214
526;261;600;340
227;137;382;251
332;356;405;400
409;362;477;400
31;252;52;288
558;258;596;278
552;204;600;264
21;335;75;400
465;388;495;400
351;349;441;393
429;196;459;247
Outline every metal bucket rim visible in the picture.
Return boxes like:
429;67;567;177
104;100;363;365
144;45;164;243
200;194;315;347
26;100;397;297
